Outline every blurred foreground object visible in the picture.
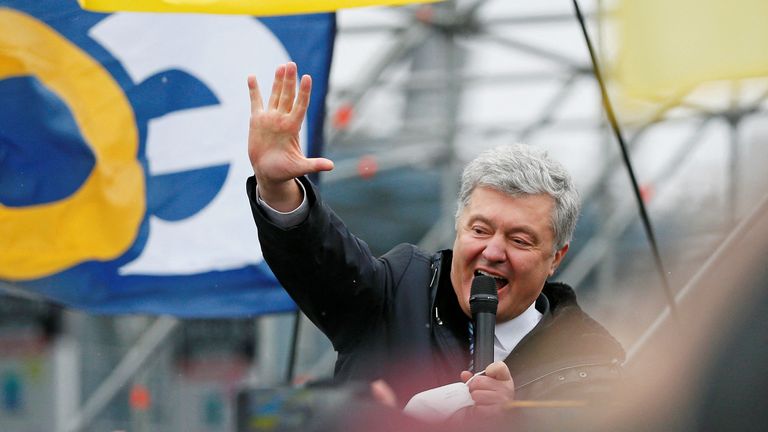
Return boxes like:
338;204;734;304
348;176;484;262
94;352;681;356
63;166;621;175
589;193;768;431
236;383;431;432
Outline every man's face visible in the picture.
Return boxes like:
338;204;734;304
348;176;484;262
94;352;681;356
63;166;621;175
450;186;568;323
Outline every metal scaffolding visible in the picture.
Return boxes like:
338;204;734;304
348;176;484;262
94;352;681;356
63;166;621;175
3;1;768;430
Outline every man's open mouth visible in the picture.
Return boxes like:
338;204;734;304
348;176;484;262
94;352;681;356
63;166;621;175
474;270;508;290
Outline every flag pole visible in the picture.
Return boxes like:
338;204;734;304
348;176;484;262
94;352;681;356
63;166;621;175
571;0;679;326
285;310;302;384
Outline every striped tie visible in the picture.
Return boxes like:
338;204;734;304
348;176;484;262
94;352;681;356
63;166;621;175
468;321;475;372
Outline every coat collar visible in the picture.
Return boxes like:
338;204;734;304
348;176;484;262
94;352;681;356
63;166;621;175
505;282;626;383
429;250;471;373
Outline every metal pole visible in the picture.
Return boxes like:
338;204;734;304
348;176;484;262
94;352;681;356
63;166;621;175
571;0;679;325
516;72;581;142
62;316;179;432
285;310;301;384
327;20;432;145
559;118;713;289
727;80;742;224
54;317;80;432
626;190;768;363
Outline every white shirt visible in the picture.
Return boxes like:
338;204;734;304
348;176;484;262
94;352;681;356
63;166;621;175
255;180;309;226
493;300;543;362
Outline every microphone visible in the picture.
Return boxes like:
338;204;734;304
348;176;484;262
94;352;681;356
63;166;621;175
470;275;498;372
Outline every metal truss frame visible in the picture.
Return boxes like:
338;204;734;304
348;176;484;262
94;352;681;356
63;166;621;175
3;1;767;430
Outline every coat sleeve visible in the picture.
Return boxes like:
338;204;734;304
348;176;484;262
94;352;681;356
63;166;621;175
247;175;391;352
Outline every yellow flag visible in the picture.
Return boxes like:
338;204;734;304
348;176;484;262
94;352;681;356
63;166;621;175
79;0;441;15
615;0;768;99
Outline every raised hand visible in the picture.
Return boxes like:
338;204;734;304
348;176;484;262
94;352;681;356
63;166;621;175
248;62;333;210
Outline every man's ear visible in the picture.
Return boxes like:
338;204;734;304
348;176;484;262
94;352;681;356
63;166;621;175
549;244;569;276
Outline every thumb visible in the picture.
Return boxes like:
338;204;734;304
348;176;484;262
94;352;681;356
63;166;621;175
484;361;512;381
304;157;335;173
460;370;474;383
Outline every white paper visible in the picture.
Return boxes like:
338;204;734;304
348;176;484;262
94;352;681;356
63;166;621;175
403;382;475;421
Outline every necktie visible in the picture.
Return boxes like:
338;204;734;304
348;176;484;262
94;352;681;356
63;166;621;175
468;321;475;372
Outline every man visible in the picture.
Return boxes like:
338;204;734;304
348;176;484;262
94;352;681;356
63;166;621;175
246;62;624;412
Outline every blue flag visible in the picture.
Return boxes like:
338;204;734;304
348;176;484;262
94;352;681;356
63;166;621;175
0;0;335;317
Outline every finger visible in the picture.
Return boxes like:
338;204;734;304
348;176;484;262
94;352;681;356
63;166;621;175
484;361;512;382
467;374;513;393
304;157;335;173
460;371;473;383
247;75;264;113
268;64;285;110
469;389;508;406
471;404;504;417
278;62;297;112
370;380;398;408
290;74;312;123
467;375;496;392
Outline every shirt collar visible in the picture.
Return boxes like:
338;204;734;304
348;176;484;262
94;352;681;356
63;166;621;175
493;300;543;362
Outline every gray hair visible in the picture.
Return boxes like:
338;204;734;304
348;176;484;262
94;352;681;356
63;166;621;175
455;144;580;252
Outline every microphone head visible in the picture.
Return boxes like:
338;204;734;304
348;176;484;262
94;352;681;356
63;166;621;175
469;275;499;315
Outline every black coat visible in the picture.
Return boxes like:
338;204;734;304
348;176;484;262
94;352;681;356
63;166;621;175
248;176;625;403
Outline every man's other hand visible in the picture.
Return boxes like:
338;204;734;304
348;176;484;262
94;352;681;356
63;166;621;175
370;379;399;408
460;361;515;415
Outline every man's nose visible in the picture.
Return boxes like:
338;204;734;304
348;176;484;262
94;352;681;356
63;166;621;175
481;236;506;262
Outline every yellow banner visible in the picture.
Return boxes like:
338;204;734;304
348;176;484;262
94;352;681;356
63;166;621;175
615;0;768;99
79;0;441;15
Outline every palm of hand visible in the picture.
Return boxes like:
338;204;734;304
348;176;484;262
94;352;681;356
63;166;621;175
247;63;333;188
248;110;306;185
